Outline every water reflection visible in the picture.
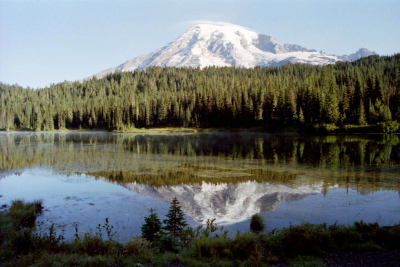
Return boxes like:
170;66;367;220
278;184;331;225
119;180;325;225
1;133;399;169
1;132;400;227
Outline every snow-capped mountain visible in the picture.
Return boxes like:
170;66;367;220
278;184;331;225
122;180;328;225
91;22;377;79
338;48;378;62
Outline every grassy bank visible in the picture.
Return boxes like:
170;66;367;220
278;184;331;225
2;122;399;135
1;200;400;267
110;124;400;135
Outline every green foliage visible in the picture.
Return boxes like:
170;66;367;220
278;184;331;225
0;199;46;256
377;120;400;133
192;235;232;259
2;199;400;266
358;101;367;125
124;236;153;259
11;223;65;255
94;217;116;240
149;252;177;267
232;231;256;260
71;235;120;256
202;218;220;237
250;213;265;233
7;199;43;229
80;255;114;267
0;211;13;245
181;225;203;249
141;208;162;242
289;256;327;267
156;234;181;253
163;197;188;239
1;54;400;131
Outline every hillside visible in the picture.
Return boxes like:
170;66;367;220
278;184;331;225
0;54;399;132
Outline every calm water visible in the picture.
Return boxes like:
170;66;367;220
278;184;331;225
1;132;400;241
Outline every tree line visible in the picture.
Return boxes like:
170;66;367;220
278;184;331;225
1;54;400;131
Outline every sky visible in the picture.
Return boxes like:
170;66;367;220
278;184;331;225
1;0;399;88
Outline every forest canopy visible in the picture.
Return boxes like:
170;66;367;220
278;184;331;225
1;54;399;131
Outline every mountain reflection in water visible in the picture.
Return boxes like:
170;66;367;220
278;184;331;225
1;132;400;228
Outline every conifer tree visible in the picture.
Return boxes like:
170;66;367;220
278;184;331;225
384;105;392;121
298;107;305;123
325;75;339;124
368;99;376;123
163;197;187;239
395;68;400;118
365;73;376;100
342;84;351;122
353;76;364;123
304;80;316;122
1;54;400;131
141;208;162;242
285;86;297;122
358;100;367;125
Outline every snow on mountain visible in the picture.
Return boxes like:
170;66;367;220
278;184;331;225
122;180;329;225
90;22;377;79
338;48;378;62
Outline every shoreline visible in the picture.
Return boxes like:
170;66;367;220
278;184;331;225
1;200;399;267
0;126;399;135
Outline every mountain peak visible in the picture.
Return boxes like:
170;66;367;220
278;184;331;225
89;22;377;79
337;48;377;61
189;22;258;41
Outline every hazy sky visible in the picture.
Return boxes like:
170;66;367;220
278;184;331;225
1;0;399;88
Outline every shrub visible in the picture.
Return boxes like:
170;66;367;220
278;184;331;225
353;220;379;234
264;223;333;258
289;255;327;267
11;228;35;254
322;123;337;132
0;211;13;245
181;225;203;249
141;208;162;242
31;223;64;253
192;236;211;258
157;234;181;253
387;226;400;249
8;199;43;229
71;235;120;256
209;237;231;259
191;235;231;259
232;231;255;260
80;255;114;267
124;236;153;259
250;213;265;233
377;120;400;133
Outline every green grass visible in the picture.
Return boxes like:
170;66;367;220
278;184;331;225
288;256;327;267
1;201;400;266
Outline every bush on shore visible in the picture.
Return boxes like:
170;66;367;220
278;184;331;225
1;200;400;267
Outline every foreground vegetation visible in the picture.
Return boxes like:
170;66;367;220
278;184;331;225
1;54;400;134
1;199;400;267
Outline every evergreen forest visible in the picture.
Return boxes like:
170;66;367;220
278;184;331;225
1;54;400;132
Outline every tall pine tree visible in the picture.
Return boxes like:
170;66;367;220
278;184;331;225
163;197;187;239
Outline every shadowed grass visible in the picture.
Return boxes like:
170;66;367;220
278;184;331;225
7;199;43;229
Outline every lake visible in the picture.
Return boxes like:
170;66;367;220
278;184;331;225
1;132;400;241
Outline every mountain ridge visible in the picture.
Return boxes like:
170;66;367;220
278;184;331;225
120;180;328;225
89;22;377;80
